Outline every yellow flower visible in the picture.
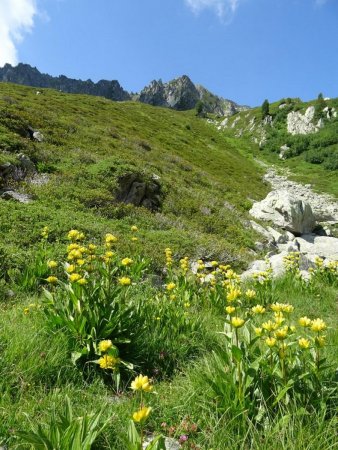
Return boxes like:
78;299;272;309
131;225;138;232
105;233;118;244
265;337;277;347
132;406;152;423
251;305;265;314
77;278;87;285
262;320;277;332
98;340;113;353
211;261;218;267
47;260;58;269
298;338;311;349
46;276;58;284
166;282;176;291
274;311;285;326
98;354;120;370
184;302;191;308
226;287;241;303
225;306;236;315
68;229;81;241
298;316;312;327
131;374;153;392
283;304;294;314
77;259;86;266
231;317;245;328
68;249;82;260
67;243;80;252
105;251;114;258
254;327;263;336
121;257;133;266
119;277;131;286
69;273;81;283
66;264;75;274
270;303;283;312
274;326;288;340
88;243;97;252
131;237;138;242
23;307;30;315
245;289;256;300
311;318;327;332
41;226;49;238
315;335;326;347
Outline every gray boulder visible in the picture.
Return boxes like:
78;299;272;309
297;234;338;261
250;190;316;235
1;189;32;203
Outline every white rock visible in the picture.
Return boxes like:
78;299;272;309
250;221;271;239
287;106;319;135
297;235;338;261
250;190;316;235
266;226;288;244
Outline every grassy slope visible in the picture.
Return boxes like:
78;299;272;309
0;82;268;270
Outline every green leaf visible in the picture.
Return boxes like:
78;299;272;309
231;345;242;362
146;435;167;449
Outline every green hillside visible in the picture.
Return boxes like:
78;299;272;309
0;83;337;450
0;82;268;269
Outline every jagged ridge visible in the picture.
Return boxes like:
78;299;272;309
0;63;247;116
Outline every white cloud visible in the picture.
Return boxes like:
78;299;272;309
185;0;240;19
0;0;37;66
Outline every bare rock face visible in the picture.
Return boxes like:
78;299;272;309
287;106;321;135
138;75;248;115
250;190;316;235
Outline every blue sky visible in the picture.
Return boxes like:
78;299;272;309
0;0;337;106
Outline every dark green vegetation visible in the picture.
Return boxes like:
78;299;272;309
0;83;337;449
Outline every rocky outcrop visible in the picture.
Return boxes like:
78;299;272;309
250;190;316;235
139;76;199;110
138;75;248;115
287;106;321;135
116;173;163;211
0;63;131;101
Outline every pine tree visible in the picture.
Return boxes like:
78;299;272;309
261;99;269;118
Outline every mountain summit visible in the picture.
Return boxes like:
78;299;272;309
0;64;247;116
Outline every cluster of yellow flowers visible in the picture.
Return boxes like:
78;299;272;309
97;339;121;371
44;228;136;288
283;251;301;273
165;248;173;268
131;375;154;424
41;226;49;239
309;257;338;277
180;257;189;274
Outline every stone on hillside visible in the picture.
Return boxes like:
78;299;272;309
116;173;162;211
266;226;289;244
1;189;32;203
250;220;271;239
18;153;36;174
250;190;316;235
279;144;290;160
297;235;338;261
